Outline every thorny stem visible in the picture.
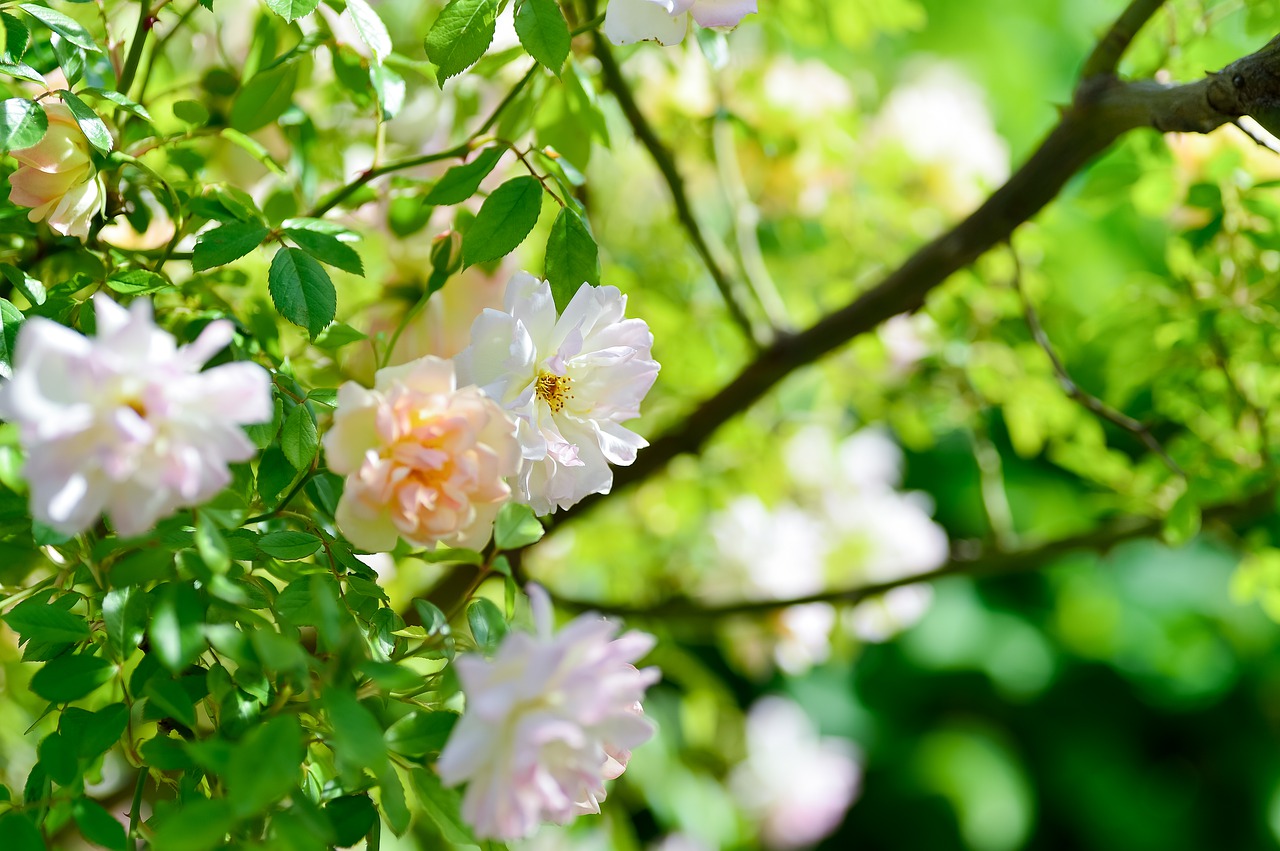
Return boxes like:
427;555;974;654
116;0;152;96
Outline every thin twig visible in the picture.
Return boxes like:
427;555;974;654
592;33;767;348
1008;243;1186;477
116;0;152;96
545;488;1275;619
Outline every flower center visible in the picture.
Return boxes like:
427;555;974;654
536;371;573;414
124;397;148;419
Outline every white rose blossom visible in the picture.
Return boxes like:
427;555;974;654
604;0;757;46
437;585;660;841
454;273;659;515
730;697;862;849
0;295;272;537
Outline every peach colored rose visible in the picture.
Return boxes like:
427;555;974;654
8;102;107;239
324;355;521;552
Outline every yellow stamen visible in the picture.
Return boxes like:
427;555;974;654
535;372;573;413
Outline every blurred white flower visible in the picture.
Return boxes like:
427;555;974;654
706;496;828;601
844;583;934;643
878;312;935;374
0;295;271;536
324;356;521;552
8;101;107;239
455;273;659;515
730;697;861;849
604;0;756;46
762;58;854;118
438;586;660;840
872;62;1010;211
771;603;837;674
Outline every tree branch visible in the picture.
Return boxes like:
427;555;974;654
547;489;1275;619
1080;0;1168;80
548;23;1280;531
592;33;768;347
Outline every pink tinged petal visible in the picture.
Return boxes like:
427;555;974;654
604;0;690;46
190;362;274;425
91;293;138;337
180;319;235;368
377;354;456;395
688;0;756;27
324;384;382;474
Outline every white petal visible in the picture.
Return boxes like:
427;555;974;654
689;0;756;28
603;0;689;45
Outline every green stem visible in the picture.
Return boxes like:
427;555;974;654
128;770;146;850
116;1;151;96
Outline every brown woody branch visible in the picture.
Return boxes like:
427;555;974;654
548;489;1274;619
550;9;1280;531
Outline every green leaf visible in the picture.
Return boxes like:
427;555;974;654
72;798;127;851
230;62;299;133
50;33;83;86
0;62;46;85
195;512;231;574
19;4;99;52
149;583;207;673
462;176;543;266
0;298;21;380
385;710;458;757
424;0;500;83
493;501;545;550
103;586;147;659
74;703;129;760
2;13;31;63
376;762;412;836
0;97;46;150
515;0;570;75
467;598;508;652
58;89;112;153
425;147;503;205
410;767;478;846
323;689;387;773
325;795;377;847
192;221;269;271
38;730;77;785
345;0;391;60
0;263;45;305
172;99;209;125
3;597;89;644
544;205;600;310
225;714;304;817
283;226;365;276
370;60;404;120
149;798;235;851
144;675;197;727
313;322;367;350
265;0;319;22
30;653;114;703
106;269;170;295
82;87;152;122
268;247;337;339
257;530;322;560
0;812;45;851
281;404;319;470
280;404;317;470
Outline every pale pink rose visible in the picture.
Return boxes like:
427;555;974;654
454;274;659;515
604;0;757;45
730;697;861;849
324;355;521;552
0;295;272;536
437;585;660;841
8;102;107;239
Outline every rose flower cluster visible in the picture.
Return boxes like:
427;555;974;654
0;273;660;841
